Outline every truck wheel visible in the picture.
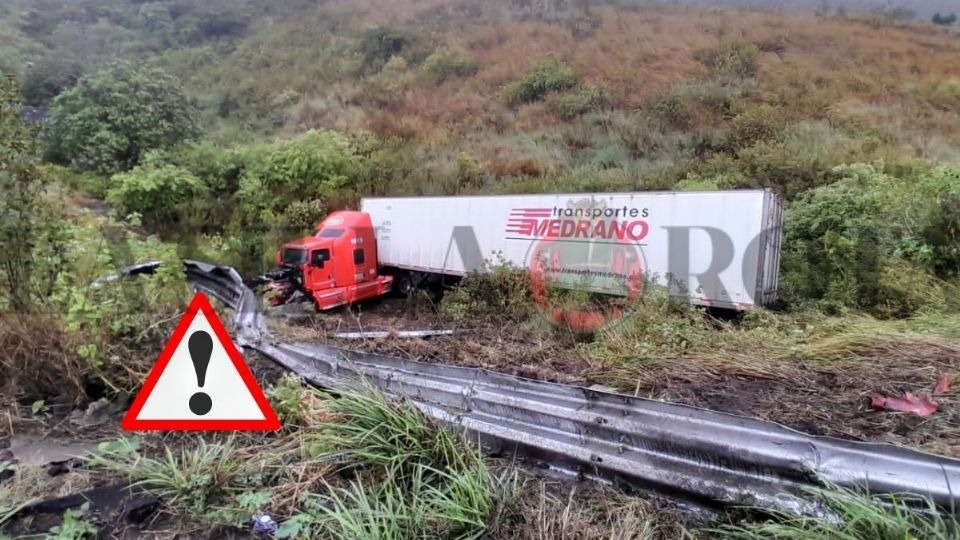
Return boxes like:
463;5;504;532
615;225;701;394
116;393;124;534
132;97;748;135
397;275;414;296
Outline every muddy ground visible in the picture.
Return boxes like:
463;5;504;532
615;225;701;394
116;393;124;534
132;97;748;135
269;297;960;458
0;357;291;539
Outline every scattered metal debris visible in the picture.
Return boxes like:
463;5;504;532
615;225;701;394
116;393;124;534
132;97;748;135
334;329;455;340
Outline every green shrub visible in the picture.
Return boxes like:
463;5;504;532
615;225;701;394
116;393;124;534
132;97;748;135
695;41;760;80
612;112;661;159
547;86;610;119
0;75;51;312
781;163;951;316
43;63;199;174
504;58;579;106
422;47;479;84
728;105;784;149
917;167;960;277
441;260;532;321
355;27;427;76
651;92;692;129
107;158;205;229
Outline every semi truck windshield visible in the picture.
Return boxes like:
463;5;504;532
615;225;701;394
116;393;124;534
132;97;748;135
282;248;307;265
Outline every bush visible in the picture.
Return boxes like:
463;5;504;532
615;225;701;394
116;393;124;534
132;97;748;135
547;86;610;119
0;75;53;312
695;42;760;80
932;12;957;26
1;211;190;403
422;47;479;84
233;130;360;267
44;63;199;174
355;27;426;76
728;105;784;149
504;58;579;106
781;164;951;316
107;158;205;230
441;260;532;321
917;167;960;277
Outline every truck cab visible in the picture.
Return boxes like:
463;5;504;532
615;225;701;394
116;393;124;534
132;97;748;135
276;211;393;310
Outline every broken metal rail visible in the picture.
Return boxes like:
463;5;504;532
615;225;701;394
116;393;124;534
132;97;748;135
178;260;960;513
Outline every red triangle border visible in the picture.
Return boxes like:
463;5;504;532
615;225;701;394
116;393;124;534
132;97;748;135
121;291;281;431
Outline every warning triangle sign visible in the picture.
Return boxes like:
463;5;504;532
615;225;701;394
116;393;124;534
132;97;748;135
121;292;280;431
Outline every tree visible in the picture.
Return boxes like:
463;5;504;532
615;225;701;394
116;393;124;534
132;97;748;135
0;76;55;311
21;56;84;107
44;63;199;174
932;12;958;26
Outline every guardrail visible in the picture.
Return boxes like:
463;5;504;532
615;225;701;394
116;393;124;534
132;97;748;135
175;259;960;512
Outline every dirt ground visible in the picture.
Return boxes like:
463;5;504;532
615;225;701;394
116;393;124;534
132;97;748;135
268;297;960;458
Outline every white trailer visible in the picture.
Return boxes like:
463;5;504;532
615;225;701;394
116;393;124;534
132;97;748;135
362;189;783;310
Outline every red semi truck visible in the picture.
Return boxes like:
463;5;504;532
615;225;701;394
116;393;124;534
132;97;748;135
259;190;784;312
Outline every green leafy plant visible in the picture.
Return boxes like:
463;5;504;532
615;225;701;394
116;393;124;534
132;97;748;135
440;259;532;321
504;58;579;106
88;436;249;514
47;509;98;540
781;163;952;316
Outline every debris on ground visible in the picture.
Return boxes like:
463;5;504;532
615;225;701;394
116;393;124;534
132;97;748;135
252;512;279;535
871;374;952;417
334;329;455;339
67;397;113;427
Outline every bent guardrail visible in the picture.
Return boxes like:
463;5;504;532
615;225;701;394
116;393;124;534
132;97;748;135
137;260;960;512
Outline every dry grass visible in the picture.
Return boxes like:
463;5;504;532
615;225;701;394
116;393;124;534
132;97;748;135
0;314;88;403
487;479;696;540
287;2;960;153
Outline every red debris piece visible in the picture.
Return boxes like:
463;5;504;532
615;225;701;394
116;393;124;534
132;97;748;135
934;374;951;396
870;393;940;417
870;374;952;417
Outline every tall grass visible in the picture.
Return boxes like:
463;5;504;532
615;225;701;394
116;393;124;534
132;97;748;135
304;383;513;539
715;485;960;539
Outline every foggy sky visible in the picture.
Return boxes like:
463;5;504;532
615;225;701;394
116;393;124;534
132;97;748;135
677;0;956;18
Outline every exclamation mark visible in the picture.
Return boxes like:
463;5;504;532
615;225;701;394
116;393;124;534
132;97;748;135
188;331;213;416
